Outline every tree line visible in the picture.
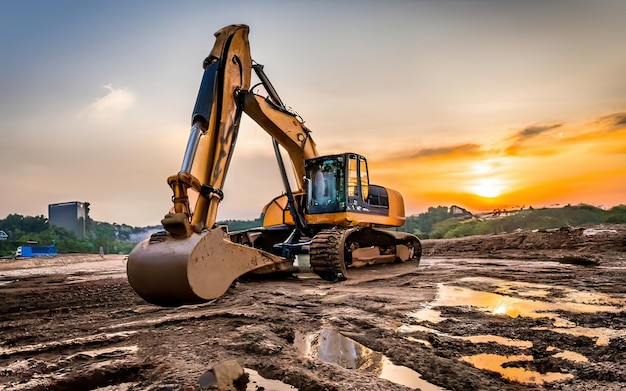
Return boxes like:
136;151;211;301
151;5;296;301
397;204;626;239
0;214;158;257
1;204;624;256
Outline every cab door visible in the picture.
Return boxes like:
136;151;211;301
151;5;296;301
347;154;370;207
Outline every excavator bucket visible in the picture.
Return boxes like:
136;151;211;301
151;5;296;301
127;228;288;306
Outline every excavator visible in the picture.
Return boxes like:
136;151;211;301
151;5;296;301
126;25;421;306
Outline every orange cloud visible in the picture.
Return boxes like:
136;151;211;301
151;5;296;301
397;143;483;161
504;122;563;156
594;112;626;130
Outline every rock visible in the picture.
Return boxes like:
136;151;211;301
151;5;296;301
199;359;249;390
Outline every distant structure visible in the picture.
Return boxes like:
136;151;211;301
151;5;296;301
48;201;90;239
450;205;473;218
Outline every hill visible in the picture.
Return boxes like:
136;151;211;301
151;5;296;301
399;204;626;239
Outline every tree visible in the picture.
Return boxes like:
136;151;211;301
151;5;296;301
399;206;453;238
0;214;48;239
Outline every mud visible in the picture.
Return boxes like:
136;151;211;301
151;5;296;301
1;224;625;390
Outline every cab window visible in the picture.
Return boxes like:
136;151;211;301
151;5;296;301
359;158;369;202
348;156;358;197
307;156;345;212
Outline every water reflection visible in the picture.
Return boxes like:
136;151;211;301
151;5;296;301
461;277;552;298
408;281;624;331
398;324;533;349
409;308;445;323
550;350;588;363
533;325;626;346
432;283;622;319
461;276;625;306
295;328;445;390
462;335;532;348
245;368;297;391
400;278;622;385
460;353;574;384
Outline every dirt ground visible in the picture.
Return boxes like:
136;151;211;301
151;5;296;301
1;224;625;391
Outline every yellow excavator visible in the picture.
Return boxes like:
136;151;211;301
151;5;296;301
127;25;421;306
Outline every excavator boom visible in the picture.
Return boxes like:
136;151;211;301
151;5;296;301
127;25;293;306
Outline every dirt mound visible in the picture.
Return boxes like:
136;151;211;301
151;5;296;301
423;224;626;266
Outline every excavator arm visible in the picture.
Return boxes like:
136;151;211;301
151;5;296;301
163;27;317;237
162;24;251;237
241;87;319;190
127;25;318;306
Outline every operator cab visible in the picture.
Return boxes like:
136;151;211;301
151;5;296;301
305;153;390;216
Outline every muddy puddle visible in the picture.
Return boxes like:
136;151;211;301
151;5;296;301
398;324;534;349
408;277;625;340
533;325;626;346
295;328;446;390
547;347;588;363
460;353;574;385
245;368;297;390
412;279;624;321
400;277;625;385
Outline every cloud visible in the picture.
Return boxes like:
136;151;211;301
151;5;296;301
595;112;626;131
612;113;626;126
397;143;483;160
79;84;135;121
542;111;626;151
504;143;557;157
505;122;562;156
516;123;562;139
384;112;625;164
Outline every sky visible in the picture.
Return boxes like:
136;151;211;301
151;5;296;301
1;0;625;227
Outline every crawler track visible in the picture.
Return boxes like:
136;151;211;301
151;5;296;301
309;228;348;281
309;227;422;281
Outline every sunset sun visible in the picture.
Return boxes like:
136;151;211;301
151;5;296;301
468;178;507;198
466;161;509;198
